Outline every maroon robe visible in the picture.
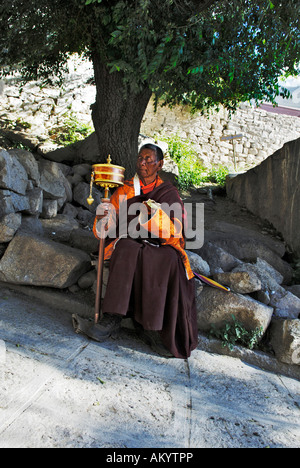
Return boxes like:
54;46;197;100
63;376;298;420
102;181;198;359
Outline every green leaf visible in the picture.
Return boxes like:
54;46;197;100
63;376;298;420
111;30;122;38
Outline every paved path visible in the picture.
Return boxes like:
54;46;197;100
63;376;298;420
0;287;299;449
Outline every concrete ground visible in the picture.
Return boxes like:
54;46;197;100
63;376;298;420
0;286;299;449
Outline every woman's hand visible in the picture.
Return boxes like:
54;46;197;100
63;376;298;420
96;202;113;221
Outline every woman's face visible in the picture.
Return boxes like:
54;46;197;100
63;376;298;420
136;148;163;183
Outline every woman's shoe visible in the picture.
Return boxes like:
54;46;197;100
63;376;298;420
139;330;174;358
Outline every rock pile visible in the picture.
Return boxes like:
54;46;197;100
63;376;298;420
0;147;299;368
0;147;101;288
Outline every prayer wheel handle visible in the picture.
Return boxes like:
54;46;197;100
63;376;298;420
86;155;125;324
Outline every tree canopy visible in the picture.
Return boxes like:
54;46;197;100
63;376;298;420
0;0;299;170
1;0;299;109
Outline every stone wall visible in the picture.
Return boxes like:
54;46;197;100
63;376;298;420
1;56;300;171
0;58;95;155
226;137;300;259
142;100;300;171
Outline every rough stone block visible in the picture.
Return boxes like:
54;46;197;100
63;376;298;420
196;287;273;334
0;232;91;289
270;319;300;366
0;149;28;195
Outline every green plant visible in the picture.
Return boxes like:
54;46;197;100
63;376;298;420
15;118;32;130
206;165;229;187
157;133;206;189
1;117;32;131
157;133;230;189
209;315;264;351
49;113;93;146
9;141;33;151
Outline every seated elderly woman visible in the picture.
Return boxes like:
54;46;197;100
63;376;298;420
93;143;198;358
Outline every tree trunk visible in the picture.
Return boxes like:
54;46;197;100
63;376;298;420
91;53;152;178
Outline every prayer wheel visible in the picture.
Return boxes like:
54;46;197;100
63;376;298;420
87;155;125;204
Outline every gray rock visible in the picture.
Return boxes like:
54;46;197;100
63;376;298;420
285;285;300;299
232;259;283;292
195;241;242;274
62;203;79;219
11;148;40;186
186;250;210;276
40;214;79;243
254;290;271;305
43;132;99;164
73;163;92;177
78;269;97;289
18;216;44;236
196;287;273;334
26;187;43;216
0;189;30;217
213;271;262;294
67;173;83;187
0;213;22;243
76;207;95;228
270;319;300;365
73;181;102;213
205;221;293;283
232;259;300;319
269;289;300;319
0;149;28;195
93;263;110;298
0;232;91;289
69;228;99;254
41;199;58;219
38;159;69;202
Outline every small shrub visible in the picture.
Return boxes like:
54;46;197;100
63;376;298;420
206;165;229;187
49;112;93;146
209;315;264;351
156;133;229;189
156;133;206;189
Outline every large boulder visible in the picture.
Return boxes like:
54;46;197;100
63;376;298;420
196;287;273;334
0;232;91;289
69;228;99;254
40;214;79;243
203;221;293;283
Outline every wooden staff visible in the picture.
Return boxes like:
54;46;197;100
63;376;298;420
87;156;125;325
94;190;110;324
